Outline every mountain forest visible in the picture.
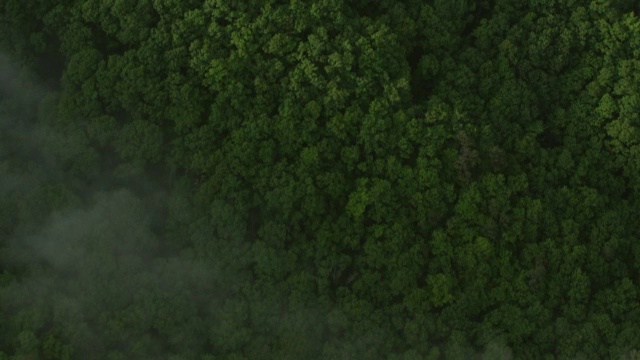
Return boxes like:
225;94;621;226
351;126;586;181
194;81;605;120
2;0;640;359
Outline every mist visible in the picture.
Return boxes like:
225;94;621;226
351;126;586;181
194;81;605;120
0;51;224;358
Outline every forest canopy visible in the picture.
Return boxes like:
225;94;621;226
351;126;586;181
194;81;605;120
2;0;640;359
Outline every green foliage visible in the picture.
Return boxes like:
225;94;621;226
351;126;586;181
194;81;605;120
3;1;640;359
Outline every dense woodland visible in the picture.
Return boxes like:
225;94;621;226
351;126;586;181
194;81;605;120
2;0;640;359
